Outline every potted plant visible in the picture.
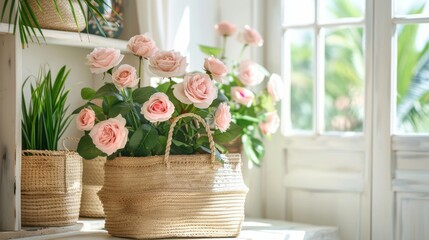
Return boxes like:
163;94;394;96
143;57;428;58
21;65;82;227
1;0;115;47
74;34;248;238
199;21;284;166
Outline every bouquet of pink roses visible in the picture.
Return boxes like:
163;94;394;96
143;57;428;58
74;33;241;160
199;21;284;166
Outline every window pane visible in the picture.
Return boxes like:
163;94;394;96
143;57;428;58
283;0;315;25
396;24;429;133
288;29;314;131
395;0;429;16
320;0;364;21
325;27;364;132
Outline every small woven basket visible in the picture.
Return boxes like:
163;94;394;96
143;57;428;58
21;149;83;226
28;0;86;32
98;113;249;239
80;156;106;218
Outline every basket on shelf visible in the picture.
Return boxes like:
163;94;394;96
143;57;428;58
80;156;106;218
28;0;86;32
21;148;83;227
98;113;249;239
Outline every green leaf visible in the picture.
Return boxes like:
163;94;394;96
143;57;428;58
235;114;260;123
214;123;242;143
156;82;171;92
108;102;132;118
132;86;157;104
171;139;193;154
242;135;265;166
127;124;159;156
102;96;120;115
199;44;223;58
93;83;123;100
77;134;105;159
81;87;96;100
153;135;167;155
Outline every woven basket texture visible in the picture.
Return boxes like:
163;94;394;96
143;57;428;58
98;113;249;239
28;0;86;32
21;150;82;226
80;157;106;217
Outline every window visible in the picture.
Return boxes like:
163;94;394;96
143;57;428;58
394;1;429;133
283;0;365;134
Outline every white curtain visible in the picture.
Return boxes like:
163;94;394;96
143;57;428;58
136;0;173;51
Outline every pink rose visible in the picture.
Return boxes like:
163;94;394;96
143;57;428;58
231;87;255;107
148;50;188;78
267;73;284;102
89;115;128;155
259;112;280;135
237;25;264;47
76;108;96;131
112;64;139;89
173;73;218;109
141;93;175;123
86;48;124;74
127;33;158;58
204;56;228;83
238;60;265;86
214;102;232;132
215;21;237;36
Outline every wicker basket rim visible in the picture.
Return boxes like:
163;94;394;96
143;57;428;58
22;149;79;156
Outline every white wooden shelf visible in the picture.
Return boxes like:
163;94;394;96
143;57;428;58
0;23;129;52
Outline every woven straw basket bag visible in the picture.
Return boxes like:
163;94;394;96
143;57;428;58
28;0;86;32
98;113;249;239
80;156;106;217
21;143;83;226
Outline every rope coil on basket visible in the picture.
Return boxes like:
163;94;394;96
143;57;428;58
164;113;216;169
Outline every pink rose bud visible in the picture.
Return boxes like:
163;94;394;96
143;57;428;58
237;25;264;47
173;73;218;109
204;56;228;83
76;108;96;131
141;92;175;123
215;21;237;36
127;33;158;58
259;112;280;135
86;48;124;74
89;115;128;156
112;64;139;89
214;102;232;132
148;50;188;78
267;73;284;102
238;60;265;86
231;86;255;107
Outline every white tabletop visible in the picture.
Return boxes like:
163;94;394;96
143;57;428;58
15;218;339;240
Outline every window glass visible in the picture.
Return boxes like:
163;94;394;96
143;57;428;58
395;0;429;16
396;23;429;133
283;0;315;25
325;27;364;132
320;0;364;21
288;29;315;131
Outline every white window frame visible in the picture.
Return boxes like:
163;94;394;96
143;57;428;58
282;0;368;136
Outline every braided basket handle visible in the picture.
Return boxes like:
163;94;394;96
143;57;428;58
164;113;216;168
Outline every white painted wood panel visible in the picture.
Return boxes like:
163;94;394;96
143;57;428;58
286;189;361;240
0;34;21;231
395;193;429;240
